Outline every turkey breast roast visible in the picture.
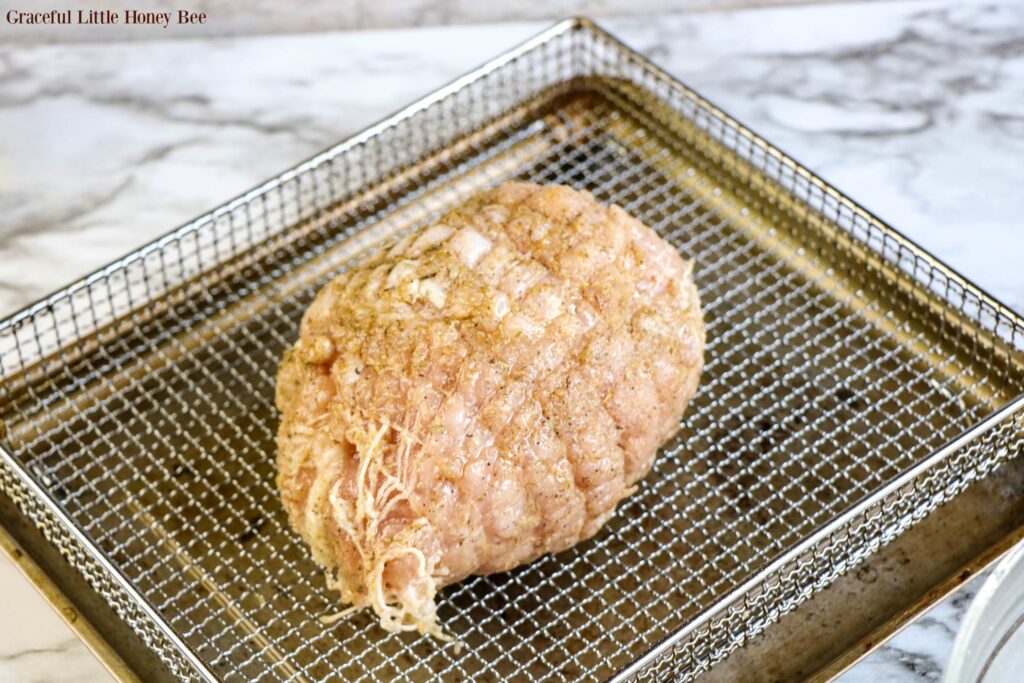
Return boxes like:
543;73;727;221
275;182;705;637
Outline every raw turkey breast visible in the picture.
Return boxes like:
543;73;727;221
275;182;705;637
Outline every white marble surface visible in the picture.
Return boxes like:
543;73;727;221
0;0;866;44
0;552;112;682
838;571;989;682
0;0;1022;680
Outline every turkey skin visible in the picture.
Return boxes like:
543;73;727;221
275;182;705;637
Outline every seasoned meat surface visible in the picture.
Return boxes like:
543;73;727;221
275;182;705;636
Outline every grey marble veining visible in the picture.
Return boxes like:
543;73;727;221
837;571;987;682
0;0;1021;680
0;0;881;44
0;554;111;682
609;0;1024;318
3;2;1022;317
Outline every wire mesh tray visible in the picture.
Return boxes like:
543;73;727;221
1;18;1023;683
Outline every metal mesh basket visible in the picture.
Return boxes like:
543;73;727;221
1;18;1023;682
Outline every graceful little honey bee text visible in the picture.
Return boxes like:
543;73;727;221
5;10;208;28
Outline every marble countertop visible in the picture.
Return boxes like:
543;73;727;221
0;0;842;43
1;0;1022;679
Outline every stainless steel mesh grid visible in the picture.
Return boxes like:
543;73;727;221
1;19;1023;682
